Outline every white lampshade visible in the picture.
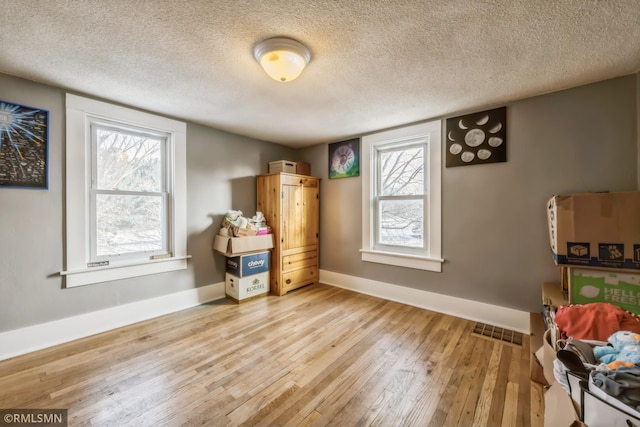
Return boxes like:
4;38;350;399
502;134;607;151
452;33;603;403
253;37;311;82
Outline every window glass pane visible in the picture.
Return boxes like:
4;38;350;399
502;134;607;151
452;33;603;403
96;194;164;256
96;128;163;192
380;146;424;196
378;199;424;248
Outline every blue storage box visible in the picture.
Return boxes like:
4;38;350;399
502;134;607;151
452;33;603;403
226;251;270;277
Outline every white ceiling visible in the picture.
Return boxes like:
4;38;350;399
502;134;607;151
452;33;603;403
1;1;639;148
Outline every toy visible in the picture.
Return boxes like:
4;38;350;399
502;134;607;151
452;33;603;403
593;330;640;369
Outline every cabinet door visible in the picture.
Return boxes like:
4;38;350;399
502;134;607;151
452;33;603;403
302;183;319;248
281;177;318;251
281;183;302;251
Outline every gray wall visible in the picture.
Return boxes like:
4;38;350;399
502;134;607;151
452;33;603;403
0;73;296;332
301;74;639;313
1;72;638;333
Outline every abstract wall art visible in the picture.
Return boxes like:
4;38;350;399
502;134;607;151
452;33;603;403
0;100;49;188
446;107;506;168
329;138;360;179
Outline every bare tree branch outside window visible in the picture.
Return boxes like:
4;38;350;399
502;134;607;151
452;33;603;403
378;145;426;248
94;128;165;257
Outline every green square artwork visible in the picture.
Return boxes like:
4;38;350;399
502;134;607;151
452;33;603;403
328;138;359;179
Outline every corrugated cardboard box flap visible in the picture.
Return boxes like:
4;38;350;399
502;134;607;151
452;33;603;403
213;234;274;256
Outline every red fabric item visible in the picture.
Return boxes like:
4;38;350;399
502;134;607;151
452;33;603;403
554;303;640;342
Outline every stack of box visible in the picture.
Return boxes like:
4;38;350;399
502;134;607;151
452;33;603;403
213;234;274;303
547;191;640;314
225;252;270;303
542;191;640;425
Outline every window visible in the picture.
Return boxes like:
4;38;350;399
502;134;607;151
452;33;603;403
91;123;168;261
63;94;188;287
361;120;442;272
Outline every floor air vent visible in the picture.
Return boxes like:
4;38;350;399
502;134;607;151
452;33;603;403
472;322;523;347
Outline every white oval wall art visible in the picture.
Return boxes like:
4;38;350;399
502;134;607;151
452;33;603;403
461;151;475;163
449;143;463;155
477;149;492;160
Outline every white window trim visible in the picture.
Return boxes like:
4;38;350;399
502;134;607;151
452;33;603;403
62;94;189;287
361;120;443;272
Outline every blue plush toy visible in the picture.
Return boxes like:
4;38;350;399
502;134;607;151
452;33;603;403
593;330;640;369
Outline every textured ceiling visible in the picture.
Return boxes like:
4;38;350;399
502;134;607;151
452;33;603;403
1;1;639;147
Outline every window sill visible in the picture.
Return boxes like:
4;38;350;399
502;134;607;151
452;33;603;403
360;249;443;272
60;255;191;288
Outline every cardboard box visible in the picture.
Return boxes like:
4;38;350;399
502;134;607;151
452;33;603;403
561;266;570;295
542;281;568;332
569;267;640;315
225;272;269;302
542;282;569;308
538;331;586;425
213;234;273;256
547;192;640;271
545;382;583;427
234;227;257;237
541;329;558;385
296;162;311;175
530;312;549;386
269;160;296;174
226;251;270;277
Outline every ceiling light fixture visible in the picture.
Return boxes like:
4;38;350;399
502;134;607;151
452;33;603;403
253;37;311;83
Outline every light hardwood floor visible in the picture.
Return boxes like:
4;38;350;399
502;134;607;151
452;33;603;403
0;283;545;426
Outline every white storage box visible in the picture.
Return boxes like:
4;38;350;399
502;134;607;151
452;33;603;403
225;272;269;302
269;160;296;174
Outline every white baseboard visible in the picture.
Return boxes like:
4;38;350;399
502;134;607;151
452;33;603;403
320;270;531;334
1;274;531;362
0;282;225;362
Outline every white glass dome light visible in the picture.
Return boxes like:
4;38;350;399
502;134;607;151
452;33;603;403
253;37;311;82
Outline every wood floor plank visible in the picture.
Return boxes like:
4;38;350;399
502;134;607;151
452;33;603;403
0;283;542;426
444;337;494;427
472;343;502;426
501;381;519;427
530;380;545;427
486;345;513;425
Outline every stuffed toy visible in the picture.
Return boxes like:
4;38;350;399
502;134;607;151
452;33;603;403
593;330;640;369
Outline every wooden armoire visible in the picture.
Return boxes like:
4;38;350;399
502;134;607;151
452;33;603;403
256;173;319;296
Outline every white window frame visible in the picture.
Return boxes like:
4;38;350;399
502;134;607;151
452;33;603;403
62;94;189;287
361;120;443;272
89;120;170;262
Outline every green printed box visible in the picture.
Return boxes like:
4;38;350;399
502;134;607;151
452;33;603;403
570;268;640;315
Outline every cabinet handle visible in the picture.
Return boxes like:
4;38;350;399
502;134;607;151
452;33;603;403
286;279;292;284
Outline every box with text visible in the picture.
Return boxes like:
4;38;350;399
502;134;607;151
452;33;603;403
569;267;640;315
225;272;269;302
547;191;640;271
225;251;270;277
